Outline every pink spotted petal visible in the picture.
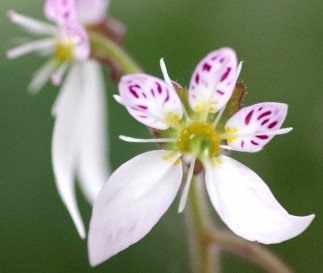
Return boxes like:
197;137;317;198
45;0;77;23
205;156;314;244
88;150;183;266
75;0;109;24
61;21;90;60
189;48;238;113
118;74;183;130
225;102;289;152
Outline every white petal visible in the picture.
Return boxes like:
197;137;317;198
7;38;55;59
7;10;57;35
88;150;183;266
225;102;290;152
205;156;314;244
76;61;109;203
45;0;77;23
118;73;183;130
52;64;85;238
188;48;238;113
75;0;109;24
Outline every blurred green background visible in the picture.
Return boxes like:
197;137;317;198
1;0;322;272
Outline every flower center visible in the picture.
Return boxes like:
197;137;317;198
55;38;74;61
176;122;220;159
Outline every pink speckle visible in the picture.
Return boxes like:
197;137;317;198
216;90;224;95
202;63;211;72
220;57;224;63
251;140;259;146
138;105;148;110
141;92;147;98
261;119;269;126
156;82;162;94
268;121;278;129
129;85;140;98
256;135;269;140
220;67;231;82
258;107;263;111
245;110;254;125
257;111;271;120
241;141;245;148
151;89;155;97
211;55;218;60
195;73;200;84
164;90;170;102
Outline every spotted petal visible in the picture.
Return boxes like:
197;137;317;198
45;0;77;23
205;156;314;244
75;0;109;24
118;74;183;130
189;48;238;113
225;102;290;152
88;150;182;266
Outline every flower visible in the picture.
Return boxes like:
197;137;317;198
8;0;110;238
88;48;314;266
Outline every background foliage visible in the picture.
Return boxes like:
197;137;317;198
1;0;322;272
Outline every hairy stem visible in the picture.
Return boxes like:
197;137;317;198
89;32;142;74
207;231;293;273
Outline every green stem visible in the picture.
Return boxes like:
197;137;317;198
207;231;293;273
187;176;220;273
89;32;142;74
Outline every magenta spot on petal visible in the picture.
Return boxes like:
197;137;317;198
220;57;225;63
151;89;155;97
256;135;269;139
251;140;259;146
216;90;224;95
141;92;147;98
156;82;162;94
268;121;278;129
261;119;269;126
129;84;140;98
257;111;271;120
202;63;212;72
138;115;148;118
138;105;148;110
211;55;218;60
195;73;200;84
220;67;231;82
258;107;263;111
245;110;254;125
164;89;170;102
241;141;245;148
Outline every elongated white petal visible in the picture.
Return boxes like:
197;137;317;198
225;102;290;152
75;0;109;24
119;73;183;130
205;156;314;244
7;10;57;35
7;38;55;59
52;64;85;238
88;150;183;266
45;0;77;23
189;48;238;113
76;61;109;203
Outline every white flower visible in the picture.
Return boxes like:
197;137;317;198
88;48;314;266
8;0;110;238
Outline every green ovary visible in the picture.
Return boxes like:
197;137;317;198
55;38;74;61
176;122;220;159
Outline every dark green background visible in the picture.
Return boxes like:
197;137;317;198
1;0;322;272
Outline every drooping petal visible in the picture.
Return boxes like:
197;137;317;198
76;60;109;203
61;21;90;60
118;74;183;130
188;48;238;113
88;150;183;266
225;102;291;152
52;64;85;238
45;0;77;23
204;156;314;244
75;0;109;25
